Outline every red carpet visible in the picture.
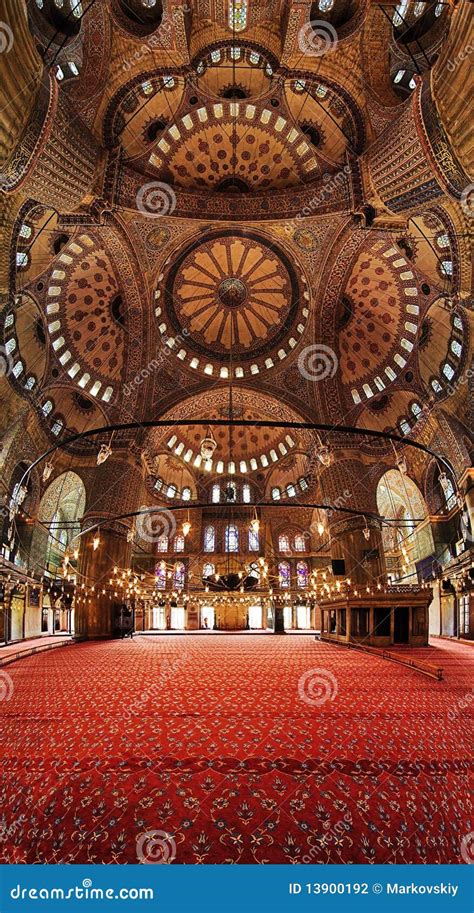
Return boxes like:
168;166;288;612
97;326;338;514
0;635;472;864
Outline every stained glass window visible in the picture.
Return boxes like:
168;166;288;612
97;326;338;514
294;534;306;552
204;525;215;552
229;0;248;33
393;0;409;26
203;562;215;578
248;528;259;551
278;534;290;552
225;524;239;552
297;561;309;588
173;562;185;589
272;487;281;501
242;484;251;503
156;564;166;589
174;535;185;553
278;561;291;589
318;0;334;10
156;534;168;552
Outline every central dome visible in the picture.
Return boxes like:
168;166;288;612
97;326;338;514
163;230;304;362
218;277;248;308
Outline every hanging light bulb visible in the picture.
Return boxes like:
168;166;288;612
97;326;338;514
200;426;217;462
17;484;28;505
250;509;260;535
396;455;407;475
317;521;325;536
92;532;100;550
42;461;54;482
362;519;370;541
182;512;192;537
97;443;112;466
73;547;79;561
317;444;332;467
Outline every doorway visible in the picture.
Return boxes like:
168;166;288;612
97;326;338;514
170;606;185;629
394;606;409;643
248;603;262;629
201;605;215;630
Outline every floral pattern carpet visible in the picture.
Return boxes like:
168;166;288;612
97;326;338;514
0;635;472;864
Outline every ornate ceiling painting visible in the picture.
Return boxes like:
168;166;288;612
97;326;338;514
0;0;472;623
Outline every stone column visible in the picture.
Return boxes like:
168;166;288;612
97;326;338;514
75;458;144;639
320;460;387;587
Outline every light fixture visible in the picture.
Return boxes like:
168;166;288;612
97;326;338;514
92;532;100;550
97;443;112;466
200;426;217;462
17;484;28;505
250;509;260;535
396;455;407;475
182;515;192;537
362;518;370;541
317;521;325;536
439;471;451;497
42;461;54;482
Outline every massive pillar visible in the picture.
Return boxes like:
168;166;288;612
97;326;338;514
320;460;387;587
76;458;144;639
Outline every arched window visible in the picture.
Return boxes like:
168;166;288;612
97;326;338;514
286;483;296;498
272;487;281;501
155;563;166;589
204;525;215;552
441;260;453;277
248;528;259;551
242;483;251;503
413;2;425;15
225;524;239;552
439;472;456;510
182;487;191;501
411;402;423;419
173;561;186;589
278;561;291;589
166;483;177;498
318;0;334;10
393;0;409;26
229;0;248;33
211;484;220;503
278;534;290;552
42;400;53;416
294;534;306;552
297;561;309;588
203;562;215;578
156;534;168;552
174;534;185;553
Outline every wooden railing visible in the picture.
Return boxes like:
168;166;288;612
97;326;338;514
321;636;443;681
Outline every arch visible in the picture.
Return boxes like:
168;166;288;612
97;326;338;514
376;469;433;581
32;471;86;572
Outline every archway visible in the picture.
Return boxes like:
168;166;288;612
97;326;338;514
376;470;434;583
31;471;86;575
